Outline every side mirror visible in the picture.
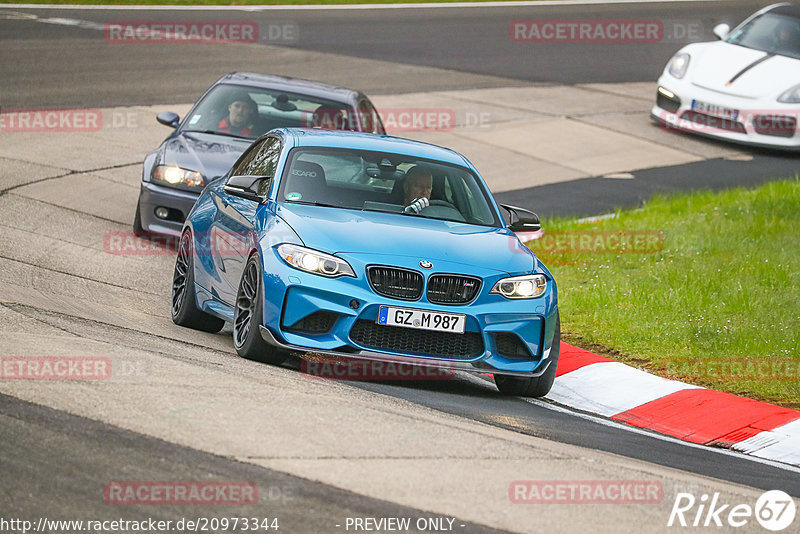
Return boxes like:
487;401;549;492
223;175;270;203
157;111;180;129
502;204;541;232
713;23;730;40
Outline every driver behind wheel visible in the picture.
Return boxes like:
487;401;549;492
218;92;258;137
403;166;433;214
772;19;800;53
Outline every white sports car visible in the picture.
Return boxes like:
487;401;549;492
652;3;800;150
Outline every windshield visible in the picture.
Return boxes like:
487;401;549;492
726;13;800;59
182;84;356;140
278;147;502;227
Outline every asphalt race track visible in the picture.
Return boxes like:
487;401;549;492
1;1;800;532
0;0;765;108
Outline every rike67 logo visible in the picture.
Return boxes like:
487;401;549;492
668;490;796;531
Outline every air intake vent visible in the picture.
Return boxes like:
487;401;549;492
284;311;337;334
494;333;534;360
753;115;796;138
350;320;483;359
680;111;746;134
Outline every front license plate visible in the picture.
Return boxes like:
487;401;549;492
378;306;465;334
692;99;739;120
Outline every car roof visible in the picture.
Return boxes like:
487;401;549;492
277;128;472;168
215;72;360;103
770;3;800;17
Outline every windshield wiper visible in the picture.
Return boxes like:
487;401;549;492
183;129;252;140
288;201;342;209
362;206;403;215
361;205;430;218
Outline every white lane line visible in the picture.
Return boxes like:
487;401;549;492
0;0;723;11
523;397;800;475
35;15;106;30
575;212;617;223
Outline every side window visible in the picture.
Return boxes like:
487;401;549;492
230;137;281;178
358;99;382;134
230;144;259;178
248;137;281;177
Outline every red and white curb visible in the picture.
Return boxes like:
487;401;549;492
547;343;800;467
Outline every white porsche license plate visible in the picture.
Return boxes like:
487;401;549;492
377;305;465;334
692;99;739;120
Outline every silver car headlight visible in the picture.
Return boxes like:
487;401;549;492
490;274;547;299
668;53;690;79
778;84;800;103
277;244;355;278
152;165;204;189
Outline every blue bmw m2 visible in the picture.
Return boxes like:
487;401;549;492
171;128;560;397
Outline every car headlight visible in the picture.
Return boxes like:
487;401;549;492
152;165;204;189
277;244;355;278
668;53;690;79
490;274;547;299
778;84;800;103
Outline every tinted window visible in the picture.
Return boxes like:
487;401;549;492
247;137;281;177
229;137;281;177
230;144;260;177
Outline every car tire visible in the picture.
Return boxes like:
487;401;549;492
171;229;225;333
133;200;147;236
494;313;560;398
233;252;287;365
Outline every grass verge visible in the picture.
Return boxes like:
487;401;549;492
529;177;800;409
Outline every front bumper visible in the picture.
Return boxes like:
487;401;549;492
139;181;201;236
254;251;559;377
259;326;555;377
651;75;800;150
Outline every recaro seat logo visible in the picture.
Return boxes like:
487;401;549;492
291;169;317;177
667;490;796;531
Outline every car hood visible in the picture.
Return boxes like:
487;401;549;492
275;203;536;275
689;42;799;99
159;131;252;184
